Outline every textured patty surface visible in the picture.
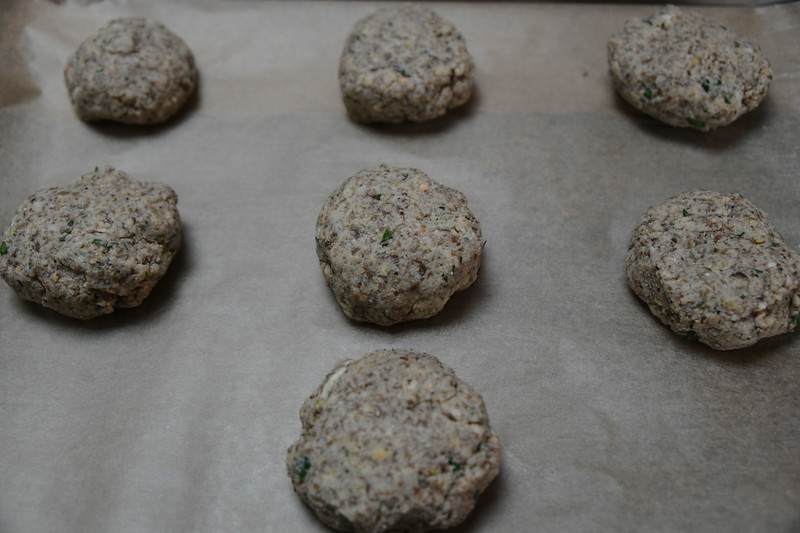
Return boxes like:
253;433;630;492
607;5;771;131
316;165;482;326
339;4;475;124
287;349;501;533
64;17;197;125
0;167;181;319
626;190;800;350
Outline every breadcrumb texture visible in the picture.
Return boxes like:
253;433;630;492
64;17;197;125
316;166;482;326
607;5;772;131
0;167;181;320
339;4;475;124
626;190;800;350
287;349;501;533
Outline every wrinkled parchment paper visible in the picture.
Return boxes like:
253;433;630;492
1;1;799;532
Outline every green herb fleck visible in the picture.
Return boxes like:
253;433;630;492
475;441;482;453
736;232;745;238
701;79;710;93
672;236;678;243
61;221;74;235
740;294;746;299
451;265;456;275
439;205;445;210
751;268;763;276
684;330;698;341
93;67;104;77
0;241;7;255
687;117;706;129
91;239;115;249
734;40;741;47
445;98;454;111
395;68;407;76
324;503;337;512
682;208;690;216
401;173;409;178
296;456;311;480
723;95;731;104
643;88;652;100
94;166;99;172
374;194;381;200
380;229;393;244
448;459;461;471
166;228;180;244
791;312;799;325
459;256;463;264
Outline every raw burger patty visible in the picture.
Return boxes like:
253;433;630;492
64;17;197;125
607;5;771;131
626;189;800;349
0;167;181;319
339;4;475;124
287;348;501;533
315;165;483;326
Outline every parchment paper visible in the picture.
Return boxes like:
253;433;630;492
1;1;799;532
